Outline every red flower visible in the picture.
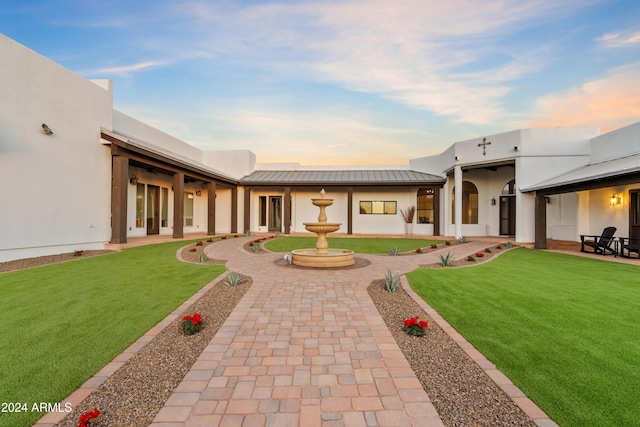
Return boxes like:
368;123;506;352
430;244;437;248
234;234;239;238
475;252;484;257
416;248;422;253
419;320;428;328
496;245;502;249
445;241;451;245
270;235;275;238
183;315;192;322
222;236;227;239
249;242;253;246
484;247;491;252
189;248;197;252
78;408;100;426
192;313;202;324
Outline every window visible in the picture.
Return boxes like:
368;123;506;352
258;196;267;227
417;188;435;224
161;187;168;227
184;192;194;226
451;181;478;224
359;201;397;214
135;184;145;228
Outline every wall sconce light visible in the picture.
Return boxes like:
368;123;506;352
545;196;551;204
129;176;138;185
514;146;519;151
41;123;53;135
491;197;496;205
454;156;459;161
195;190;202;196
610;194;621;206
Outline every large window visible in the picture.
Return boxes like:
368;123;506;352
359;201;397;214
258;196;267;227
451;181;478;224
136;184;145;228
184;192;194;227
161;187;168;228
417;188;435;224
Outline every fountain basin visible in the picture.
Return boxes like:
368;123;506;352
291;248;355;267
304;223;341;234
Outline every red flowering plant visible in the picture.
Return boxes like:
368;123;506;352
206;237;213;242
73;249;84;257
445;241;451;245
496;244;502;249
181;313;203;335
221;235;227;240
234;234;239;238
429;244;437;249
402;316;428;337
189;247;197;252
475;252;485;257
415;248;423;253
196;240;203;246
77;408;100;427
466;255;475;262
484;247;491;253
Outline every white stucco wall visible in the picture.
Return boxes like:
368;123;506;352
590;121;640;163
202;150;256;180
0;35;113;261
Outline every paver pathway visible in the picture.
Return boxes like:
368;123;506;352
150;238;492;427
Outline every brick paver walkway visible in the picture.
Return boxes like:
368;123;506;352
149;238;492;427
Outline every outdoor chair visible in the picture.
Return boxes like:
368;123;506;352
618;237;640;258
580;226;617;255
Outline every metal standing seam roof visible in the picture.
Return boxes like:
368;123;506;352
240;169;445;184
522;152;640;192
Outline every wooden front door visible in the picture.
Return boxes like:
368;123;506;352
630;190;640;240
500;195;516;235
268;196;282;232
146;185;160;235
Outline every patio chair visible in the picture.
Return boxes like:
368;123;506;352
580;226;617;255
618;237;640;258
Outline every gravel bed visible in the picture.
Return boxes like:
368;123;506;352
57;275;251;427
0;250;114;273
368;279;536;427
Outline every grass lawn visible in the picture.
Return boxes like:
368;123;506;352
264;236;443;253
0;242;225;427
406;248;640;427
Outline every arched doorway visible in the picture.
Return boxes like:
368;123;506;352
500;179;516;236
451;181;479;224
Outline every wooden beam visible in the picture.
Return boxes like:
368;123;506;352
535;195;547;249
347;187;353;235
173;172;184;238
231;187;238;234
284;187;291;234
243;188;251;234
207;182;216;236
110;155;129;244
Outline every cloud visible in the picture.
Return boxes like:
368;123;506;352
596;30;640;47
528;62;640;131
89;60;167;76
174;0;600;124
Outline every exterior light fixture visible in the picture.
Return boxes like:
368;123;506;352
41;123;53;135
610;194;621;206
491;197;496;205
130;176;138;185
195;190;202;196
514;146;519;151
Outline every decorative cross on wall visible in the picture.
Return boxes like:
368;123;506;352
478;137;491;155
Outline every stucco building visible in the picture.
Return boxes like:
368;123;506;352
2;34;639;262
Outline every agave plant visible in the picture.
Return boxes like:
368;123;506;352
438;252;453;267
226;270;244;286
197;252;209;263
384;269;401;292
389;245;400;256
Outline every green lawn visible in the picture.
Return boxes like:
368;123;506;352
0;242;225;427
406;249;640;427
264;236;443;253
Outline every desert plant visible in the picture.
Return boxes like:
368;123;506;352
400;206;416;223
384;269;401;292
458;235;467;243
226;270;244;286
252;241;262;253
197;252;209;263
244;229;251;236
275;231;281;238
389;245;399;256
438;252;453;266
505;241;514;248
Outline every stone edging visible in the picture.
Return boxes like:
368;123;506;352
400;277;560;427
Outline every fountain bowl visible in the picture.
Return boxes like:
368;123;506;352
291;248;355;267
304;223;341;234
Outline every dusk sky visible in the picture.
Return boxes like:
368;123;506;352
2;1;639;165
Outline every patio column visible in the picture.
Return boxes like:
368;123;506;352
110;155;129;244
284;187;291;234
535;194;547;249
347;187;353;235
231;187;238;233
454;165;462;239
243;188;251;235
173;172;184;238
207;182;216;236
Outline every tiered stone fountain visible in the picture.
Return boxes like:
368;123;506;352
291;189;355;267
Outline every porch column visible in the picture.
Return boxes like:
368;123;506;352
433;187;440;236
535;194;547;249
231;187;238;233
110;155;129;244
173;172;184;238
454;165;462;239
347;187;353;234
207;182;216;236
284;187;291;234
243;188;250;234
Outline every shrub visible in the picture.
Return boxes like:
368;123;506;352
415;248;423;253
252;241;262;253
389;245;400;256
384;269;401;292
459;236;467;243
197;252;208;263
181;313;203;335
402;316;428;336
226;270;244;286
466;255;475;262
